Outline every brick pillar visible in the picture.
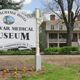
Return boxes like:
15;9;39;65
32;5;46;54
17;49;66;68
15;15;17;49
50;15;55;20
77;15;80;21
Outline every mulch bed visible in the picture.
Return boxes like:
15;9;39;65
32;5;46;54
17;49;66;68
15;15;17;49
0;70;46;79
0;56;42;79
0;58;34;71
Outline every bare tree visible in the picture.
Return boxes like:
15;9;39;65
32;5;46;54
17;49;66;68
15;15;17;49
41;0;80;46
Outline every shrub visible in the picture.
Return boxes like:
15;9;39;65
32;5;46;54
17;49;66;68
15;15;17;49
44;47;60;54
71;46;79;51
0;49;34;55
44;47;54;54
59;46;72;54
59;46;79;54
0;50;7;54
52;47;60;52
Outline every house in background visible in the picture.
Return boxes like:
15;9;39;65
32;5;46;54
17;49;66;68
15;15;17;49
40;14;80;48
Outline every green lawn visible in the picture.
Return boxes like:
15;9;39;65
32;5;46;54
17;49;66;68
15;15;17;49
6;63;80;80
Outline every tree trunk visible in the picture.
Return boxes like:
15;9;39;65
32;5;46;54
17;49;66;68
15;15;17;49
66;26;73;46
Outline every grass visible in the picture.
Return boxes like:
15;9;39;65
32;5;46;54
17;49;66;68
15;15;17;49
6;63;80;80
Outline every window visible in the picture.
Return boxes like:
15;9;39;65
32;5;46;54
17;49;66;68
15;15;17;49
59;43;66;47
49;33;57;39
49;43;57;47
59;25;63;30
51;25;54;30
59;33;66;39
72;33;77;42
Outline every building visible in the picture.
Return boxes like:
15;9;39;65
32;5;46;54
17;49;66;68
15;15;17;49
40;15;80;48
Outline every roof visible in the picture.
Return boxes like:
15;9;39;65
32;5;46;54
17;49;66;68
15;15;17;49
40;20;80;27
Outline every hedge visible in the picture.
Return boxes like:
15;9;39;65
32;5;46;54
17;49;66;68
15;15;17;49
44;46;79;54
44;47;60;54
0;49;34;55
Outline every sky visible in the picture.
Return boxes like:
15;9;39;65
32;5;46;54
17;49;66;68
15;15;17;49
14;0;77;20
14;0;42;13
23;0;41;12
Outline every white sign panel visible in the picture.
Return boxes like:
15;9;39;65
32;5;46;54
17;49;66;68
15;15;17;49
0;9;36;50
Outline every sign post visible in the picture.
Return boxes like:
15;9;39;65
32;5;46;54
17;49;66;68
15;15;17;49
35;8;41;71
0;9;41;71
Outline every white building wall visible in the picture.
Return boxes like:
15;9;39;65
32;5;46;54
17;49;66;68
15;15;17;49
42;21;80;48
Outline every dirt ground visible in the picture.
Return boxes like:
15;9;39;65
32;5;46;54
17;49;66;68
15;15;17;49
0;55;80;79
42;55;80;66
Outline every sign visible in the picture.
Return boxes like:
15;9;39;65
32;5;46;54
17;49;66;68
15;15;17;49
0;9;36;50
